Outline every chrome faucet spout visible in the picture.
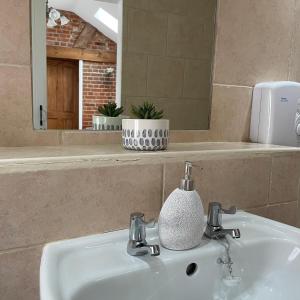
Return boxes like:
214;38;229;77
215;228;241;239
225;228;241;239
127;241;160;256
147;244;160;256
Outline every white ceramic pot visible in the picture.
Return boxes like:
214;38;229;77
93;115;128;131
122;119;169;151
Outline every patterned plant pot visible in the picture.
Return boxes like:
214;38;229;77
122;119;169;151
93;115;129;131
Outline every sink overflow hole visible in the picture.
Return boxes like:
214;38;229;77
186;263;198;276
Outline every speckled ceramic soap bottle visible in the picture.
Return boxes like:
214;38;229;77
158;161;205;250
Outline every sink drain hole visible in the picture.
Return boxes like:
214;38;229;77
186;263;198;276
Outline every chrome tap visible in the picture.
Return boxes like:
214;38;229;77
127;212;160;256
205;202;241;239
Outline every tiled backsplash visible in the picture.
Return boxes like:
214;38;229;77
122;0;217;130
0;151;299;299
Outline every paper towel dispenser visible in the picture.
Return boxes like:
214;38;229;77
250;81;300;147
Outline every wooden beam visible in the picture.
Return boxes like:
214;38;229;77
74;24;97;49
47;46;116;63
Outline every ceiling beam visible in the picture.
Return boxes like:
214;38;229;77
47;46;116;63
74;23;97;49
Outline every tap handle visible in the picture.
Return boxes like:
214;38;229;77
145;218;156;228
129;212;145;242
130;212;144;221
207;202;237;227
221;206;236;215
129;212;155;242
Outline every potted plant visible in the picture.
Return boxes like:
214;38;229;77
122;102;169;151
93;102;126;131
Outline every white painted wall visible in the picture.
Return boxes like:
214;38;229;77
78;60;83;130
49;0;119;42
32;0;47;130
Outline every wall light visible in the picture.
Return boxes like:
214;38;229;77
46;0;70;28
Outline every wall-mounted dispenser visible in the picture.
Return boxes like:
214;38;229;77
250;81;300;147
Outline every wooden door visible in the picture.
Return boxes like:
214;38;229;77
47;58;79;129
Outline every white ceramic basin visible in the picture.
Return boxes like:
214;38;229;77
40;212;300;300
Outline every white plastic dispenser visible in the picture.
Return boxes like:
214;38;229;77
250;81;300;147
158;162;205;251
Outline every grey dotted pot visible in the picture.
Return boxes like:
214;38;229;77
93;115;129;131
122;119;169;151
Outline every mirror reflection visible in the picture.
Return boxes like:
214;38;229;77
46;0;120;130
32;0;217;131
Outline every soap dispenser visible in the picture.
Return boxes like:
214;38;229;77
158;161;205;250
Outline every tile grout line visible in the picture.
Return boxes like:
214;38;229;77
0;63;30;68
213;83;253;89
266;155;274;207
145;55;149;96
287;0;297;81
0;242;45;255
267;200;298;208
212;0;221;83
161;162;166;208
247;200;298;212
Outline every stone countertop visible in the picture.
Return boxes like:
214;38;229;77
0;142;299;173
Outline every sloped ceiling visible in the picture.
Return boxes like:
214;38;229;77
48;0;119;43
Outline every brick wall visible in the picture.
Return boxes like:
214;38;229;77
83;62;116;128
47;10;117;128
47;11;116;52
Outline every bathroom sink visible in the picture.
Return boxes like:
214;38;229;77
40;212;300;300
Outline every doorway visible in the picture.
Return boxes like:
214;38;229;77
47;58;79;129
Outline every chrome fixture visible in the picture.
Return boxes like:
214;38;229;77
180;161;194;191
127;212;160;256
46;0;70;28
205;202;241;239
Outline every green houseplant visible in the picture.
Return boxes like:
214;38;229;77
93;101;125;131
131;102;163;119
98;101;124;117
122;101;169;151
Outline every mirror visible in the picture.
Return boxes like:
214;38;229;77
32;0;217;131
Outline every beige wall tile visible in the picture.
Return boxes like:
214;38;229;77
148;0;187;15
214;0;294;86
288;0;300;81
167;14;214;60
164;157;272;213
246;202;298;227
147;56;184;97
0;0;30;65
125;0;149;10
127;8;167;55
186;0;218;17
0;246;41;300
0;65;32;135
0;65;60;146
269;154;300;204
122;53;148;97
0;164;163;250
61;130;120;146
125;97;209;130
168;130;213;143
183;59;212;99
210;84;253;141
